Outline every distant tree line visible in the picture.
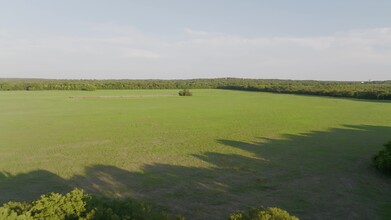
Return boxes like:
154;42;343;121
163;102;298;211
218;80;391;100
1;78;391;100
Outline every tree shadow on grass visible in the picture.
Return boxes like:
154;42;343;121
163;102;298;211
218;88;391;104
1;125;391;219
0;170;71;202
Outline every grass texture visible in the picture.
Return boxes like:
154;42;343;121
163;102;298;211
0;89;390;219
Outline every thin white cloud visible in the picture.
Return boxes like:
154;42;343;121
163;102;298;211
122;48;160;59
0;25;390;80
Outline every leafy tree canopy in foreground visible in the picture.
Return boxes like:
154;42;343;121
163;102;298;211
0;189;297;220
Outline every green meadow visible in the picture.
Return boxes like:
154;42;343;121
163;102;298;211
1;89;390;219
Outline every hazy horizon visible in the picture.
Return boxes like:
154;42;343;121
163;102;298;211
1;1;391;81
2;77;389;83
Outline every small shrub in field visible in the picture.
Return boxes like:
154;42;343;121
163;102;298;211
229;207;299;220
178;89;192;96
373;141;391;174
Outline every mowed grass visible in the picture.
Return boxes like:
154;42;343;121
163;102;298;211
0;89;391;219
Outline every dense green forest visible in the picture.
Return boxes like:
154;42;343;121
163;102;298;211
1;78;391;100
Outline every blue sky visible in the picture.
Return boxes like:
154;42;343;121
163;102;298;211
1;0;391;80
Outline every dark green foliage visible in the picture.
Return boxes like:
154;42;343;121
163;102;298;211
86;197;184;220
373;141;391;174
0;189;183;220
1;78;391;100
218;80;391;100
178;89;192;96
229;207;299;220
80;84;97;91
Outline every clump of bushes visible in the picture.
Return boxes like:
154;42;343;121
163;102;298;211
178;89;192;96
0;189;183;220
229;207;299;220
373;141;391;174
81;84;97;91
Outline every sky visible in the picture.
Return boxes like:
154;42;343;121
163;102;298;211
0;0;391;80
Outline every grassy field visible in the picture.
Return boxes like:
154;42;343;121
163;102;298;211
1;89;391;219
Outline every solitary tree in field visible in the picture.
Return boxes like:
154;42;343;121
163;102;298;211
178;89;192;96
